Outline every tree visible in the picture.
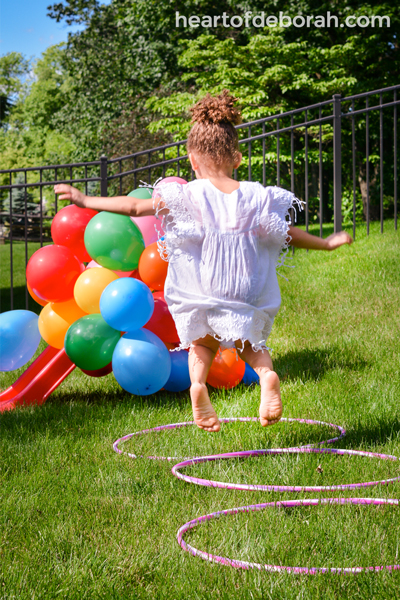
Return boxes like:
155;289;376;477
146;2;399;138
46;0;267;158
0;52;30;126
144;1;399;221
0;45;76;174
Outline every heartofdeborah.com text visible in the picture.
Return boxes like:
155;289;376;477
175;11;391;29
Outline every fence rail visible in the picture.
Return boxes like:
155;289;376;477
1;85;399;311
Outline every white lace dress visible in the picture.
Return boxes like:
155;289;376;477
155;179;301;351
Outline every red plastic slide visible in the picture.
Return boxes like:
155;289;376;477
0;346;76;412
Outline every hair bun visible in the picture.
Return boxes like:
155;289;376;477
190;89;242;126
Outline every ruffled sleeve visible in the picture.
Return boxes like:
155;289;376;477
154;182;203;263
259;185;303;252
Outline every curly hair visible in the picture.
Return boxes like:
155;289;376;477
187;90;242;166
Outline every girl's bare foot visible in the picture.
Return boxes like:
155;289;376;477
190;382;221;432
258;370;282;426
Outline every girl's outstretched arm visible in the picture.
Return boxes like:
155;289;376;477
287;226;353;251
53;184;162;217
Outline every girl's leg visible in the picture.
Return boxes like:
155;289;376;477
189;335;221;432
236;341;282;426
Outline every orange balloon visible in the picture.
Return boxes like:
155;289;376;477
27;283;47;307
138;242;168;291
74;267;119;314
207;348;246;389
38;298;87;349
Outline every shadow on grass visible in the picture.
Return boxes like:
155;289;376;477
0;386;191;436
274;344;369;382
342;413;400;448
0;285;41;313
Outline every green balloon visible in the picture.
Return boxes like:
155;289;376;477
84;211;145;271
128;187;153;199
64;314;120;371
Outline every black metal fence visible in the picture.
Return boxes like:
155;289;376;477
1;85;399;311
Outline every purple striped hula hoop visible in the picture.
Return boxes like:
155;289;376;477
113;417;346;461
171;446;400;492
177;497;400;574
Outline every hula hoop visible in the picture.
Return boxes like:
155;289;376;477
113;417;346;461
177;497;400;574
171;446;400;492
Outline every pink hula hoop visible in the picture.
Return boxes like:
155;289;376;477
171;445;400;492
177;497;400;574
113;417;346;461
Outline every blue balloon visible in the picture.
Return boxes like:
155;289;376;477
112;328;171;395
100;278;154;332
164;350;190;392
0;310;41;371
241;363;260;385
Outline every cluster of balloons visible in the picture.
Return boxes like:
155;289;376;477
2;177;259;393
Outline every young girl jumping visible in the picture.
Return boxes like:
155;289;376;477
55;90;352;433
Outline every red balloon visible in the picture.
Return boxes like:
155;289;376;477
51;205;98;262
144;291;179;344
26;245;85;303
138;241;168;291
81;362;113;378
207;348;246;389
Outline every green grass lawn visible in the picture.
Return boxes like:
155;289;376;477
1;221;400;599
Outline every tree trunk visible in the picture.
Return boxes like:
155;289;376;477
357;160;379;220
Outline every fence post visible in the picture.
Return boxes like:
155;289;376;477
100;155;108;197
333;94;342;232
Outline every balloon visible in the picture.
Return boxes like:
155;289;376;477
51;204;98;262
100;278;154;332
38;299;87;349
154;176;188;189
131;215;164;248
112;329;171;396
74;267;119;314
164;350;190;392
144;291;179;343
138;241;168;291
84;212;145;271
127;187;153;200
81;362;113;378
27;283;47;307
86;260;100;269
0;310;41;371
64;314;120;371
26;245;85;303
162;177;188;185
86;259;136;279
242;363;260;385
114;269;136;278
207;348;246;389
151;176;188;201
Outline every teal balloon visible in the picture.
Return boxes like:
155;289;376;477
64;314;120;371
0;310;41;371
84;211;145;271
128;188;152;199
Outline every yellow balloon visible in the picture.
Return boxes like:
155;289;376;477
74;267;119;314
38;299;87;349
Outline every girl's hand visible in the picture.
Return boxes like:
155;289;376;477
325;231;353;250
54;184;87;208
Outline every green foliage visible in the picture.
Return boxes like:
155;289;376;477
0;45;76;172
2;173;36;212
146;0;399;139
0;52;30;125
46;0;260;158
